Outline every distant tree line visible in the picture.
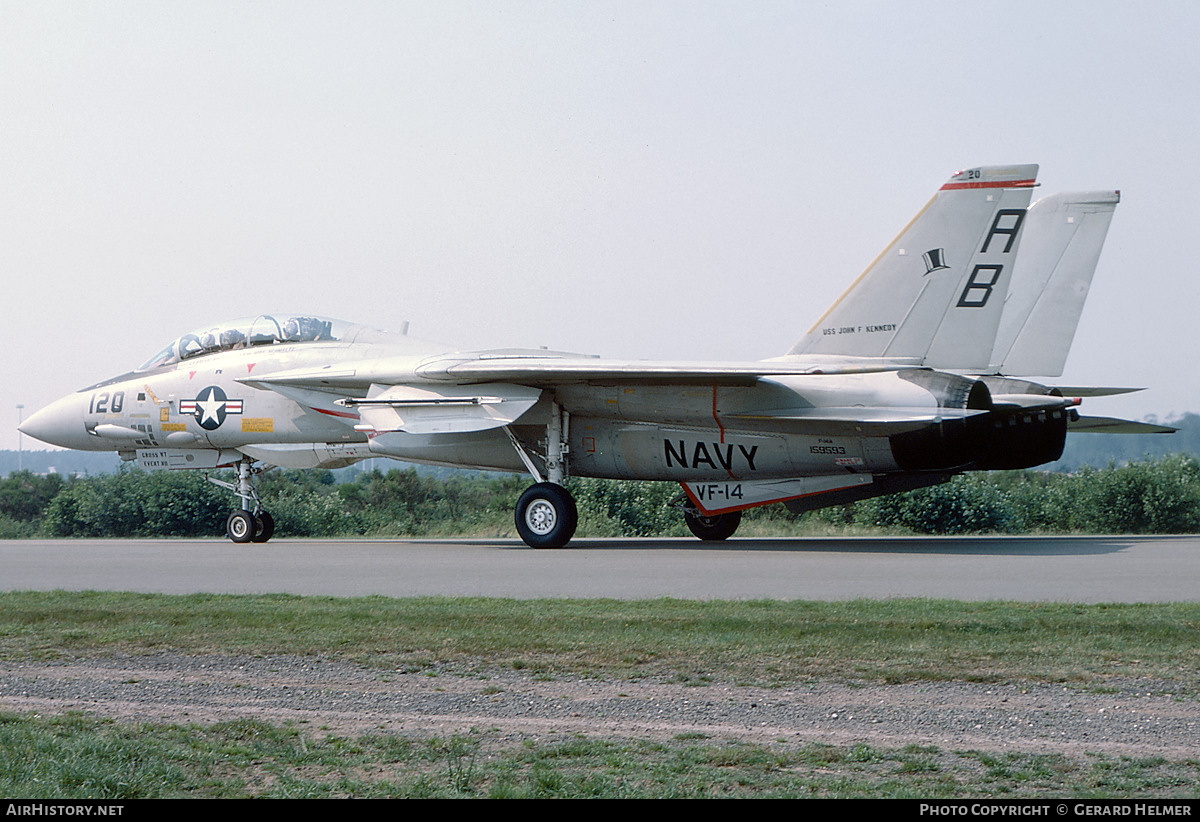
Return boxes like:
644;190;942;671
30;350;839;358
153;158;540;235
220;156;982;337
1;454;1198;539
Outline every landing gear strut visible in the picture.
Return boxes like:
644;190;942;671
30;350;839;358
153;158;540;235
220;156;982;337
208;457;274;543
507;401;577;548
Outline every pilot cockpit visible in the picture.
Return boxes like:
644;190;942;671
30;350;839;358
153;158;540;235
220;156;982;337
136;315;344;372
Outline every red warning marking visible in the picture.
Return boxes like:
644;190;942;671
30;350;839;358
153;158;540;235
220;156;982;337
940;178;1036;191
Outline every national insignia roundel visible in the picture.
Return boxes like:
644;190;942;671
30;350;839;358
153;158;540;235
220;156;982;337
179;386;244;431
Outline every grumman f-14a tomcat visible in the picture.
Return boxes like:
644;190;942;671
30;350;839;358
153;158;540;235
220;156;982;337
19;164;1171;547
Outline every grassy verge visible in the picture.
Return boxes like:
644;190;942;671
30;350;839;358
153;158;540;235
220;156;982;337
2;592;1199;689
3;712;1198;798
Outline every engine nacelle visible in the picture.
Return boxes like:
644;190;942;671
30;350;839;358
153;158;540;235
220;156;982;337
888;375;1069;471
971;406;1069;470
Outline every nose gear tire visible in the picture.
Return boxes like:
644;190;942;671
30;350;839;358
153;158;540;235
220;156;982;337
226;510;257;543
253;511;275;543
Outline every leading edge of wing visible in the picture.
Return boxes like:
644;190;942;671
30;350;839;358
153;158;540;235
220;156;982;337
238;354;926;390
416;356;924;385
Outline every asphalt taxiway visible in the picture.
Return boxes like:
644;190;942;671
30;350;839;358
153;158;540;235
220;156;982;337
2;535;1198;601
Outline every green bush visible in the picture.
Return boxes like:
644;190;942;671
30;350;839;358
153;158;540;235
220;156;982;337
1064;454;1200;534
18;454;1200;539
326;469;525;536
854;475;1015;535
567;478;686;537
0;471;64;523
42;470;228;537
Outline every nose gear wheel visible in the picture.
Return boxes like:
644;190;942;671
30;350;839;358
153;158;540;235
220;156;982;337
209;457;276;543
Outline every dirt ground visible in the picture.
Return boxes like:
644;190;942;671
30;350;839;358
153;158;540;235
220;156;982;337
2;653;1197;758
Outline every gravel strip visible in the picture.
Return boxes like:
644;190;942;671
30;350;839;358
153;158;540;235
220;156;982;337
1;654;1197;757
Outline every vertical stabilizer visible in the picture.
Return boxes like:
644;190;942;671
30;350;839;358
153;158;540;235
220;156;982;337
790;165;1038;370
989;191;1119;377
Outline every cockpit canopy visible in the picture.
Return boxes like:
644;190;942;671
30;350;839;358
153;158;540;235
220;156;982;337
137;314;351;371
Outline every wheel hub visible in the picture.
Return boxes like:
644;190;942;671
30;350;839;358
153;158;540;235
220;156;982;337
525;498;557;535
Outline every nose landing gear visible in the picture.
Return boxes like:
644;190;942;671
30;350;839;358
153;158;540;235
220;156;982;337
225;509;275;544
208;457;275;543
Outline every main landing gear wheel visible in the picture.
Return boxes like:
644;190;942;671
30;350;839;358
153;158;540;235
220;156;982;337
515;482;578;549
684;508;742;541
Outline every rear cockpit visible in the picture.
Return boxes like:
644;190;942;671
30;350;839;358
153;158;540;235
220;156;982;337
136;314;350;372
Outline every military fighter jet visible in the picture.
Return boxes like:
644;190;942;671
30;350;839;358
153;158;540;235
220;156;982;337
19;164;1170;547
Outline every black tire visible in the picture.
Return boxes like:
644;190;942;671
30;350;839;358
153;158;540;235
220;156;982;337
226;510;256;543
515;483;578;548
252;511;275;543
684;509;742;541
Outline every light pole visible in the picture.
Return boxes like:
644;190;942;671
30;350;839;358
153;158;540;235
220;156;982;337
16;404;24;472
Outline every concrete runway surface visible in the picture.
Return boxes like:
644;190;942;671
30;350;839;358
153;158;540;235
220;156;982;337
2;535;1198;601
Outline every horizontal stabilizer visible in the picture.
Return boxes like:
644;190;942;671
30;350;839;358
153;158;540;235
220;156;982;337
1051;386;1143;397
1068;416;1177;434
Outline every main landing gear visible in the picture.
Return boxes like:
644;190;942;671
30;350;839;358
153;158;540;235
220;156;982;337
683;506;742;541
508;401;578;549
209;457;275;544
505;402;748;547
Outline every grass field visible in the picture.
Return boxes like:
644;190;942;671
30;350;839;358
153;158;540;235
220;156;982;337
4;592;1199;687
1;592;1198;798
3;711;1198;798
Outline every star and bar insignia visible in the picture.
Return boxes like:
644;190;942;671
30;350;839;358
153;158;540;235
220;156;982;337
180;386;244;431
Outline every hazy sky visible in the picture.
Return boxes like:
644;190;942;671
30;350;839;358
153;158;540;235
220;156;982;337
4;1;1199;450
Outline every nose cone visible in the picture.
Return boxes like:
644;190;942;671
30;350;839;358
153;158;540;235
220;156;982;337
19;393;98;450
